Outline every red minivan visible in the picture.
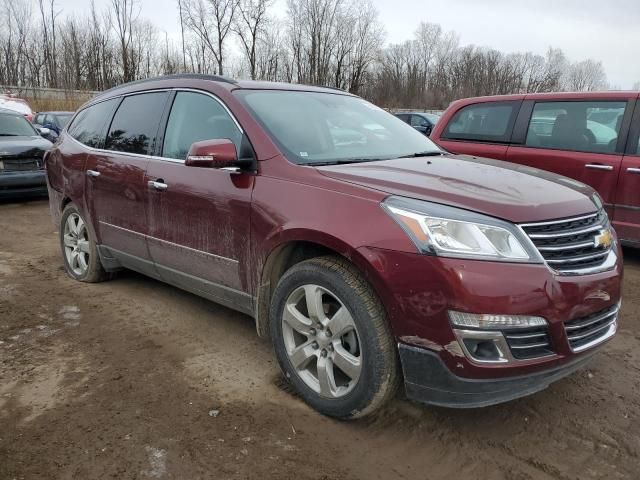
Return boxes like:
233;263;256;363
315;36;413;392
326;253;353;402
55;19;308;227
431;92;640;245
46;75;622;418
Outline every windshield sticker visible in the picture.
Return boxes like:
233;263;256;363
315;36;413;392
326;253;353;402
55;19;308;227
300;152;309;157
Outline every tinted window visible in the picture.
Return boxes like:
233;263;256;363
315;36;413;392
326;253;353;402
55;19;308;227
105;92;168;155
526;101;627;154
34;114;44;125
68;99;119;148
236;90;441;165
162;92;242;160
396;114;410;124
443;102;518;142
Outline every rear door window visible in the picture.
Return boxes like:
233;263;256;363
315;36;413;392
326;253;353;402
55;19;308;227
526;101;627;154
442;101;519;143
105;92;169;155
161;91;242;160
68;98;119;148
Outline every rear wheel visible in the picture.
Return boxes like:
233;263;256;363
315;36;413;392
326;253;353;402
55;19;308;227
60;203;109;283
270;256;400;419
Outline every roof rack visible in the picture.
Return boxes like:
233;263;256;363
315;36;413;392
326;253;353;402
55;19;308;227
99;73;238;96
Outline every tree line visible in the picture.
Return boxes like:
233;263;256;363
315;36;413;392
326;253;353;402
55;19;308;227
0;0;617;109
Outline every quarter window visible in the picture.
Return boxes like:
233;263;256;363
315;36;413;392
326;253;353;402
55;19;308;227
67;98;119;148
105;92;169;155
442;102;519;142
161;92;242;160
526;101;627;154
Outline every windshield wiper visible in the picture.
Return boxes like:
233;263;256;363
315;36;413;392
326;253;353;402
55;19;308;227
307;158;390;166
397;151;445;158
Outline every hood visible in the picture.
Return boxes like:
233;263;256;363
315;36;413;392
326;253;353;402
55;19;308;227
0;136;52;158
318;155;599;223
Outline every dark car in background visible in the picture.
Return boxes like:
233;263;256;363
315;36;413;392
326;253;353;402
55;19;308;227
33;111;74;135
395;111;440;136
0;109;52;198
430;92;640;246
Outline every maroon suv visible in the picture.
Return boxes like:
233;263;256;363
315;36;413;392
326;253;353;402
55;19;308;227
46;75;622;418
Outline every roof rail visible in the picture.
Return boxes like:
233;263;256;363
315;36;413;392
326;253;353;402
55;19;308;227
99;73;238;96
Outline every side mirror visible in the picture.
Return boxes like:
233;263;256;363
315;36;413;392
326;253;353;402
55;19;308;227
38;127;51;137
185;138;239;169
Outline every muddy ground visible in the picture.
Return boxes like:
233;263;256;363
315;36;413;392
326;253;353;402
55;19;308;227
1;199;639;480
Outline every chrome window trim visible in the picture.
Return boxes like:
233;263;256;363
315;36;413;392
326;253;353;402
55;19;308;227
99;221;239;264
67;87;244;165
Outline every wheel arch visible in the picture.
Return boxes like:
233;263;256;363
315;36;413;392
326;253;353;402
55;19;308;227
254;231;389;339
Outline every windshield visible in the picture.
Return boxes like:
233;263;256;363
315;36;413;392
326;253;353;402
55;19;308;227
235;90;441;165
0;114;37;136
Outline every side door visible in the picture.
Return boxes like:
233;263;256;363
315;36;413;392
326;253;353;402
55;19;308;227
145;90;255;314
506;99;632;216
85;91;170;277
436;101;521;160
615;99;640;244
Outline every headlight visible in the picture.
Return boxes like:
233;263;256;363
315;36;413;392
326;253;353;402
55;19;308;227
382;196;543;263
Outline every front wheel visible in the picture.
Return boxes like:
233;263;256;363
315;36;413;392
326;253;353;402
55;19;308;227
270;256;400;419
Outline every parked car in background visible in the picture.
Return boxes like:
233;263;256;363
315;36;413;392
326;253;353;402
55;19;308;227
395;111;440;136
430;92;640;246
46;75;621;418
0;109;52;198
33;111;74;135
0;94;34;122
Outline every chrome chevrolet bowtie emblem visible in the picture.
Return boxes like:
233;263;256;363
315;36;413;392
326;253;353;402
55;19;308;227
594;229;613;249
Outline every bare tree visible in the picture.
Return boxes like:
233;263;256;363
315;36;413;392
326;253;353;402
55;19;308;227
37;0;60;87
233;0;272;79
565;58;608;91
182;0;237;75
110;0;140;82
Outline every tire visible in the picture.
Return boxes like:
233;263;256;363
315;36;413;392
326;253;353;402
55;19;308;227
270;256;400;419
59;203;110;283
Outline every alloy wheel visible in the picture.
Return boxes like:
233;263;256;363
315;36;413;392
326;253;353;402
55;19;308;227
282;284;362;398
63;213;90;276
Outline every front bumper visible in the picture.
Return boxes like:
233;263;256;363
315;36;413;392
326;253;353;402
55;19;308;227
356;244;622;405
0;170;47;198
399;343;597;408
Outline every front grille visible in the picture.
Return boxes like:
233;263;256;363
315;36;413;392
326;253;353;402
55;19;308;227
564;304;619;352
1;157;42;172
519;212;611;273
503;326;554;359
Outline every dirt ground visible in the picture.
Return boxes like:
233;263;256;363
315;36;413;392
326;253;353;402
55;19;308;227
1;199;639;480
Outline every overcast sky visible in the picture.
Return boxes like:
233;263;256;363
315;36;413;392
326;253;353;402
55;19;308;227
59;0;640;88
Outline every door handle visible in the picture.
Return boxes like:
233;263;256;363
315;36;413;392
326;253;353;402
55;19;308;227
585;164;613;171
148;180;168;191
627;167;640;174
86;169;101;178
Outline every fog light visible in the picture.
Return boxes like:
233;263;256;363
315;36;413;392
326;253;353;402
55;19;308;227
453;329;512;364
449;311;547;330
463;339;501;361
